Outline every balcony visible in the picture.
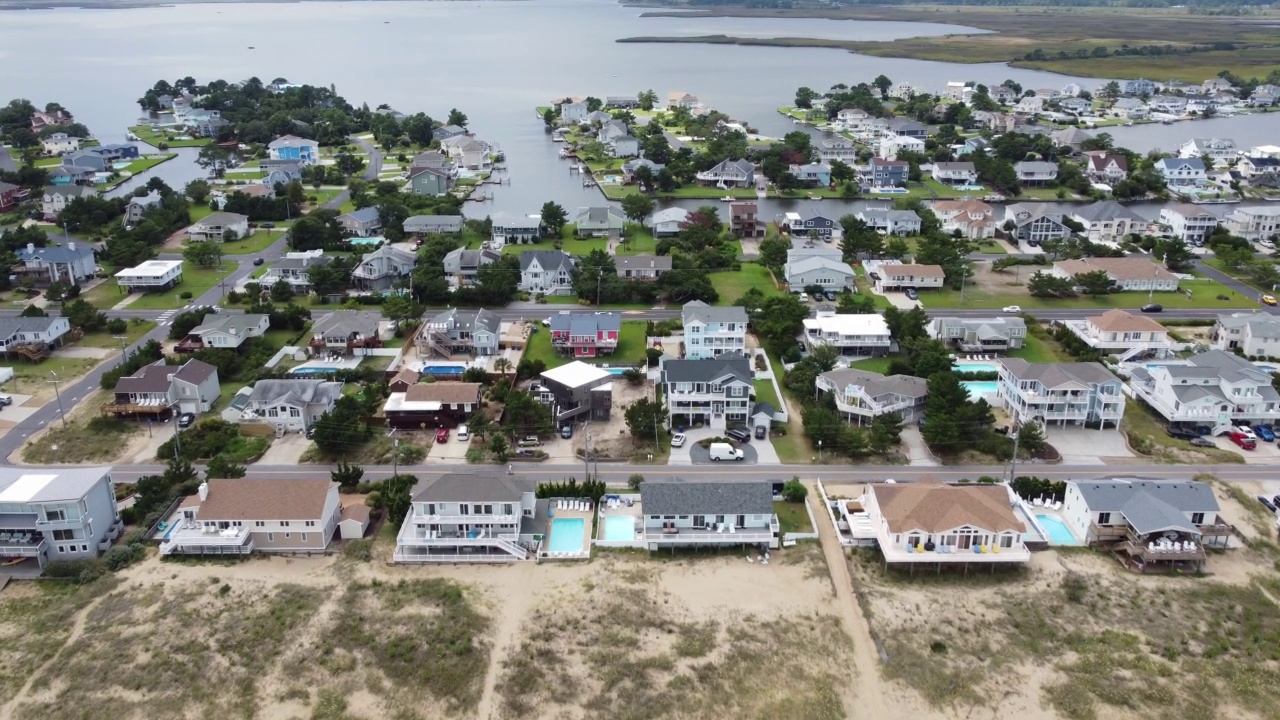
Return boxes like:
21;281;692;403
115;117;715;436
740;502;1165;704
0;536;47;558
399;531;520;547
34;516;84;530
411;513;520;526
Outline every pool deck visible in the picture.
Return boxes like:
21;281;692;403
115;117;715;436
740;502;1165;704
541;500;594;559
596;495;642;545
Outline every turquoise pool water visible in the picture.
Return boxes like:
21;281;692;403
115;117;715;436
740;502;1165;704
603;516;634;542
423;366;464;374
961;381;999;400
954;362;998;374
548;518;585;553
604;367;637;376
1035;514;1080;545
112;161;131;170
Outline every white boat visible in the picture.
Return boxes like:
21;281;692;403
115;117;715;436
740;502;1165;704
720;196;734;202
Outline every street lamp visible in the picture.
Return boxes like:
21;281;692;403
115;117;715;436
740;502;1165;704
113;335;129;367
818;439;823;463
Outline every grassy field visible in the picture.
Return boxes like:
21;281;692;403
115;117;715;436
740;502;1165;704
753;378;781;410
110;265;237;311
1121;400;1244;464
920;278;1256;311
773;499;814;534
77;320;158;349
128;125;213;148
95;154;176;192
22;414;142;464
523;320;647;370
709;263;782;306
10;356;100;400
219;227;289;255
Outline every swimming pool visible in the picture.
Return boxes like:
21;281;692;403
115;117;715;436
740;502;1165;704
602;516;635;542
1035;514;1080;545
290;367;337;375
961;380;999;400
603;367;638;376
422;365;465;375
954;362;998;374
548;518;585;553
348;237;385;246
112;161;132;170
1257;364;1278;373
869;187;909;194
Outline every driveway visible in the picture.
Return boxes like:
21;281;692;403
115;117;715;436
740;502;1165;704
878;290;921;310
429;433;473;465
256;432;312;466
668;427;721;466
690;439;757;465
1209;434;1280;464
1046;427;1134;464
900;427;938;467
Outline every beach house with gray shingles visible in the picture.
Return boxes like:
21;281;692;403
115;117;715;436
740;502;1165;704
1070;201;1145;245
442;247;500;287
160;478;341;557
660;353;753;430
1004;203;1070;246
187;212;250;242
856;208;922;236
13;241;96;285
0;466;123;573
41;184;96;219
1127;349;1280;429
338;207;382;238
695;158;754;188
648;207;689;237
1061;478;1231;568
0;316;71;355
784;251;854;292
929;316;1027;353
105;358;220;417
260;250;333;292
394;474;545;563
616;254;671;280
816;368;929;425
351;244;417;291
1211;312;1280;357
996;359;1126;429
309;311;383;355
1013;160;1059;186
519;250;576;296
491;212;544;246
123;191;163;228
176;313;269;352
639;478;779;550
681;301;747;360
404;215;464;235
417;307;501;358
573;206;626;238
238;379;343;433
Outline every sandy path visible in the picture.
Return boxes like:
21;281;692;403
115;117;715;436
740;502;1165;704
810;485;890;720
474;571;542;720
1;595;105;717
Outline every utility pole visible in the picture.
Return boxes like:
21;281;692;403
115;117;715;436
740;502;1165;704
389;429;400;478
113;335;128;367
171;402;183;460
47;372;67;429
1007;405;1020;483
595;272;602;307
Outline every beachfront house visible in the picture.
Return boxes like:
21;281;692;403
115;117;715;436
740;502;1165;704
856;208;922;236
159;479;341;557
1127;349;1280;429
1223;207;1280;242
639;478;779;551
863;158;908;188
404;215;464;235
784;250;854;292
802;311;892;356
929;316;1027;353
788;208;839;240
0;316;71;357
864;483;1030;566
1013;161;1059;186
1179;138;1238;166
648;207;689;237
393;474;542;563
996;359;1126;429
815;368;928;424
1070;201;1145;245
0;466;124;573
1085;153;1129;185
259;250;333;293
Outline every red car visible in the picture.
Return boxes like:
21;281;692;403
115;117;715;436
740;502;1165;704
1228;431;1256;450
435;428;449;443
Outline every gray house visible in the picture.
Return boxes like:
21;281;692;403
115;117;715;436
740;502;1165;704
404;215;464;235
62;150;107;172
538;361;614;424
573;206;626;238
338;207;383;237
784;250;854;291
695;159;755;188
929;316;1027;352
616;254;671;281
492;212;544;246
660;354;754;430
443;247;500;287
309;311;384;356
0;466;124;573
408;166;453;196
519;250;576;296
815;368;929;424
13;241;96;285
639;478;779;550
232;379;343;432
262;161;303;188
351;244;417;291
417;307;501;358
123;191;163;228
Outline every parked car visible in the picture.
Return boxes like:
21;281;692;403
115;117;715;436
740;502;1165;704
754;424;767;440
903;287;918;301
456;425;469;441
1235;425;1258;440
1255;424;1276;442
1263;294;1277;306
177;412;195;429
726;428;751;443
1258;495;1277;512
823;290;837;301
670;433;686;448
1166;427;1198;441
797;292;809;302
1272;494;1280;509
1140;303;1163;313
560;424;573;439
1228;431;1257;450
1002;305;1021;313
305;426;316;439
518;435;540;448
1189;437;1217;448
435;428;449;443
0;394;12;408
252;257;265;266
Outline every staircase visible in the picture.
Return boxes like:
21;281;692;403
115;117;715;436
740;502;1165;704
419;327;454;358
493;536;529;560
1118;342;1157;363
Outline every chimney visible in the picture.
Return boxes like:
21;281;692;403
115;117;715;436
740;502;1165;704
68;241;75;252
27;243;34;254
198;482;209;502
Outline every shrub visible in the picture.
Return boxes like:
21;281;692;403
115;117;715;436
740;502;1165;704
179;291;193;299
1063;572;1088;603
782;478;808;503
102;545;136;571
627;473;644;491
342;539;373;562
44;558;103;583
106;318;128;334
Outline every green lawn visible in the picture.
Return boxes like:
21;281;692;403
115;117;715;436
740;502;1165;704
306;187;346;209
500;229;609;257
128;126;213;148
1007;333;1067;363
774;500;814;534
612;322;648;363
709;263;783;306
521;320;648;369
10;356;99;396
617;224;657;255
77;321;157;349
522;328;568;371
220;227;289;255
33;158;62;168
753;378;781;410
920;278;1256;311
121;265;237;310
188;204;216;223
850;356;895;374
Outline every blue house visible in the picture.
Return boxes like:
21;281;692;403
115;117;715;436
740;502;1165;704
91;144;140;162
267;135;320;165
48;165;96;186
790;162;832;187
63;150;107;172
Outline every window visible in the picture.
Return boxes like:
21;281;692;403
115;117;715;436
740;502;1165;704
255;521;265;527
284;533;291;539
45;509;66;522
1097;512;1111;525
301;533;308;542
1000;535;1014;548
289;408;301;418
81;545;88;552
281;521;290;527
305;520;315;527
1191;512;1205;525
267;533;275;542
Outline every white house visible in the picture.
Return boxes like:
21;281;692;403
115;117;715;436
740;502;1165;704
0;316;71;354
518;250;576;297
490;212;543;247
1004;203;1070;247
1050;257;1179;292
1127;350;1280;429
1179;138;1238;166
639;478;779;551
1212;312;1280;357
857;208;922;236
930;316;1027;353
176;313;269;352
1013;161;1059;186
815;368;928;424
801;311;892;356
187;212;250;242
116;260;183;292
233;379;344;433
872;263;945;292
1061;309;1173;362
648;207;689;237
393;474;542;563
1085;153;1129;185
1159;204;1220;244
40;185;96;220
1223;206;1280;242
1070;201;1145;245
350;244;417;291
931;200;997;239
1155;157;1207;187
864;483;1030;566
931;162;978;186
996;358;1126;428
259;250;333;293
681;301;747;360
784;250;854;292
41;133;81;155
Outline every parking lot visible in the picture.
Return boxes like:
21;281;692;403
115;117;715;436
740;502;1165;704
1208;431;1280;464
429;430;473;465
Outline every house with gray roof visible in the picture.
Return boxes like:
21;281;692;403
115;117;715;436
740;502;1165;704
1128;349;1280;429
0;467;123;573
616;254;671;281
550;312;621;358
408;166;454;197
1212;312;1280;357
519;250;576;296
931;161;978;186
260;250;333;292
62;149;107;172
660;353;753;430
695;158;755;188
1004;203;1071;246
856;207;922;236
237;379;344;433
0;316;71;355
351;244;416;291
1069;201;1145;245
1061;478;1231;567
1013;160;1059;186
13;240;95;285
404;214;464;235
639;478;779;550
337;206;383;237
434;125;468;140
929;316;1027;353
1155;157;1207;187
816;368;929;424
176;313;269;353
123;191;163;228
996;358;1125;429
417;307;501;358
648;207;689;237
784;251;853;292
442;247;500;287
40;184;96;220
106;358;220;417
395;474;542;563
491;212;544;247
187;212;249;242
622;157;664;184
573;206;626;238
681;301;747;360
309;311;384;356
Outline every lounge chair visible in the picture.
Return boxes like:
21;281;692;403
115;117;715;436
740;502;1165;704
729;524;736;534
1033;497;1044;507
992;545;999;554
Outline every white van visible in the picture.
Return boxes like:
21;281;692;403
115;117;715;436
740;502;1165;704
708;442;744;461
456;425;469;441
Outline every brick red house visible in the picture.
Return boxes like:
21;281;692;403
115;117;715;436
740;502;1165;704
0;181;24;214
550;312;621;358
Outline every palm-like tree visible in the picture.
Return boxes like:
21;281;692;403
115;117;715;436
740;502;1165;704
493;357;511;375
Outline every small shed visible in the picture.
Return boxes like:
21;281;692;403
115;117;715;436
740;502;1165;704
750;401;776;433
387;367;421;393
338;504;371;540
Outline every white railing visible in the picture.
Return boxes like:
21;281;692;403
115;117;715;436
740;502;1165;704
34;516;82;528
398;533;520;547
644;528;774;543
393;550;518;563
0;539;46;557
411;514;519;526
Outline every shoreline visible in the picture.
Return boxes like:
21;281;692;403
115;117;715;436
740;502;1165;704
0;0;518;10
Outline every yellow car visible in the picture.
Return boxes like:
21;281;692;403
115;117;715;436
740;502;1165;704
1263;295;1277;306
